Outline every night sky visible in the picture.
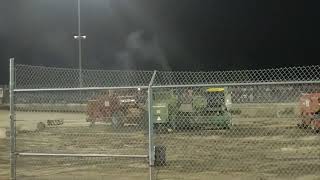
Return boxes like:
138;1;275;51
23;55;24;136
1;0;320;84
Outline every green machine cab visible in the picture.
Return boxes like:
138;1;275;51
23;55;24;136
152;87;232;131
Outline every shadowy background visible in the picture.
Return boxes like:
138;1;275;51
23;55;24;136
1;0;319;84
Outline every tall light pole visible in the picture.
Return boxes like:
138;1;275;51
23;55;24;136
74;0;86;88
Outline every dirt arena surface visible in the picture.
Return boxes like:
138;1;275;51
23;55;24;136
0;110;9;179
1;110;320;180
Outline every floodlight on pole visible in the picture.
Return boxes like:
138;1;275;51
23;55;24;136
74;0;86;88
74;35;86;40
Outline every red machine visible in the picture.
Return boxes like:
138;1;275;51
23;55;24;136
298;93;320;132
86;90;147;129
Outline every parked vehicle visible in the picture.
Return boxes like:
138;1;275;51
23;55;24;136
297;93;320;132
87;87;233;131
86;89;147;129
152;87;232;131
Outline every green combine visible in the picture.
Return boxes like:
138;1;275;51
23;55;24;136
152;87;232;131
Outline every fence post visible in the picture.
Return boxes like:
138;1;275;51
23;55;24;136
148;71;157;169
9;58;16;180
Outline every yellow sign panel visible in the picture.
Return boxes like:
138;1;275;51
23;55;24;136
206;87;224;92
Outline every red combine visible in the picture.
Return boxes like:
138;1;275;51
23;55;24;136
298;93;320;132
86;90;147;129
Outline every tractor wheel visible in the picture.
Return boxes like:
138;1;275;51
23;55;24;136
223;124;231;130
112;111;125;129
223;120;233;130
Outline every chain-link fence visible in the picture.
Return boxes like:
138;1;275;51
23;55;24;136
0;85;9;105
10;61;154;180
9;60;320;180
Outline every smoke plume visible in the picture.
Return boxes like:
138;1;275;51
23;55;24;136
116;30;170;70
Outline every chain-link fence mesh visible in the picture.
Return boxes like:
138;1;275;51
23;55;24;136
153;65;320;85
16;156;149;180
152;84;320;179
14;88;150;179
0;85;9;105
13;64;153;179
15;64;154;89
11;64;320;179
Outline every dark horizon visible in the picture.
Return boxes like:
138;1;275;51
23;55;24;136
1;0;320;84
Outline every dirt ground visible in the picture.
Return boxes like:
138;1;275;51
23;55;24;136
0;110;9;179
1;110;320;180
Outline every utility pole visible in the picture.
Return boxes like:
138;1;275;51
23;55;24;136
74;0;86;88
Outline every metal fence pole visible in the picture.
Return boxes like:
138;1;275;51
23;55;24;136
9;58;16;180
148;71;157;170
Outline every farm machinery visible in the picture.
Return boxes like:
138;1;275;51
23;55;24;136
86;87;233;131
297;93;320;132
86;89;147;129
152;87;232;131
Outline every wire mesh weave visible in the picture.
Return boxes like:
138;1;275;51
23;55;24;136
11;64;320;180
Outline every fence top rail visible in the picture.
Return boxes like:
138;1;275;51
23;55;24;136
13;80;320;92
14;86;149;92
14;63;320;89
15;64;155;73
151;80;320;89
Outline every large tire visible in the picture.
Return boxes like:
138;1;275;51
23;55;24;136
223;124;231;130
112;111;125;129
224;119;232;130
